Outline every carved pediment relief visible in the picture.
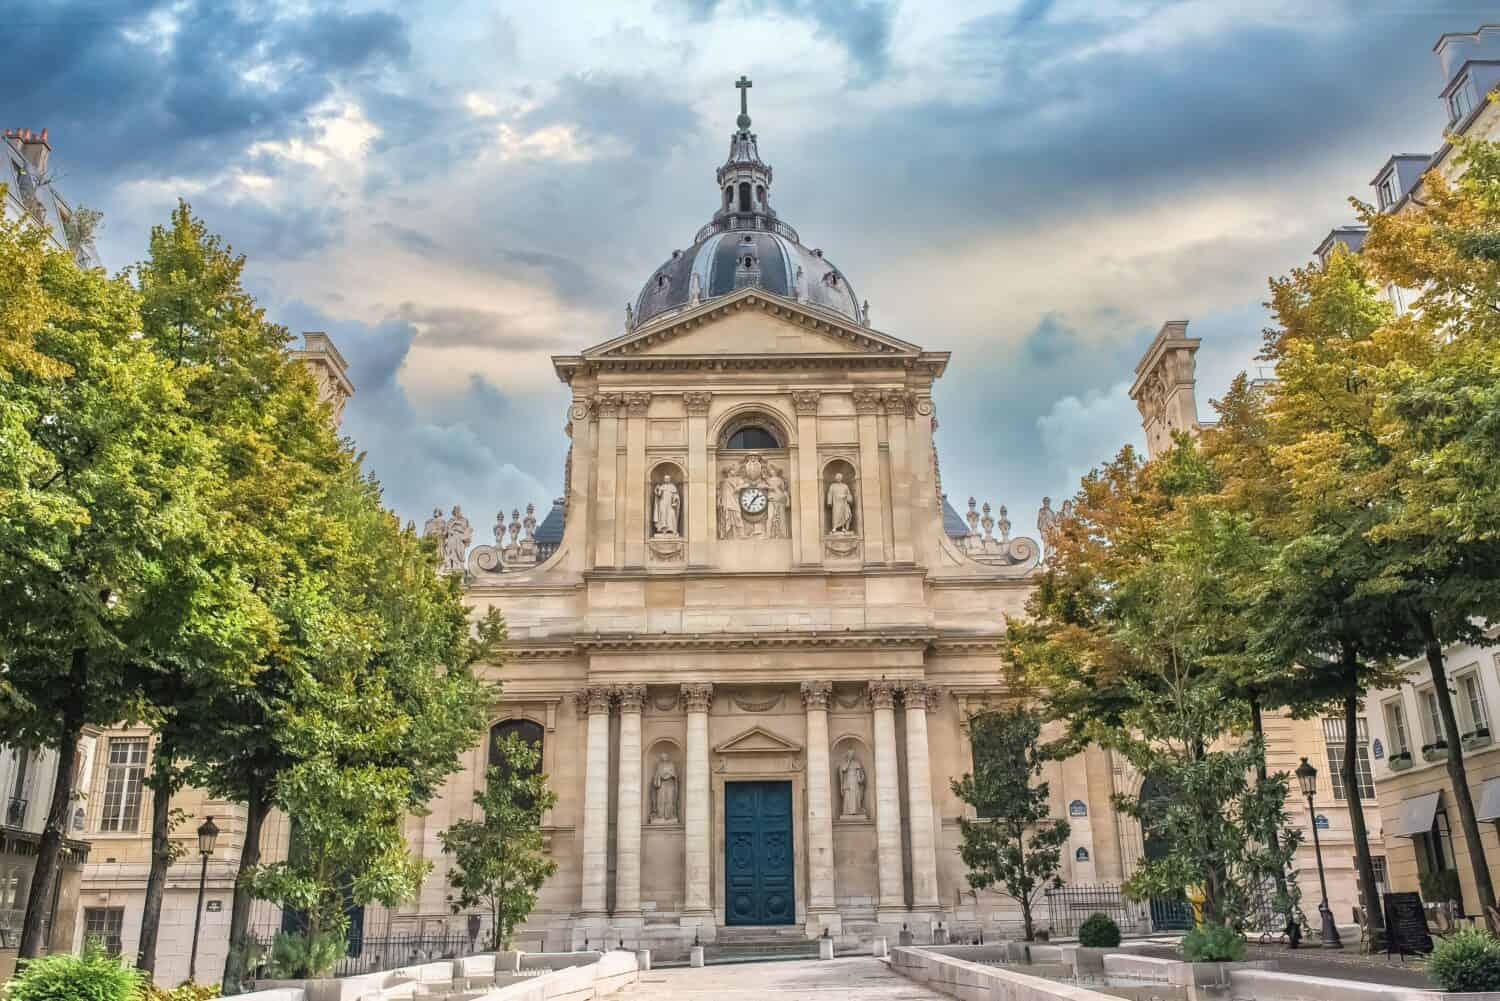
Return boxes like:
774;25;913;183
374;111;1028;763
713;725;803;756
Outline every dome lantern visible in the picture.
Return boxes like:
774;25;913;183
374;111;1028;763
716;76;775;222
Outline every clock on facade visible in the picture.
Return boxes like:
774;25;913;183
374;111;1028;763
739;486;768;515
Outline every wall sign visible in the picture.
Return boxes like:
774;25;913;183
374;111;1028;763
1075;847;1090;862
1372;738;1384;760
1068;800;1088;817
205;900;222;913
1315;815;1330;830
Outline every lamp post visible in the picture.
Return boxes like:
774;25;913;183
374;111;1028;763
188;816;220;981
1295;758;1342;949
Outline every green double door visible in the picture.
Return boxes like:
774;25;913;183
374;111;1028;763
724;780;795;925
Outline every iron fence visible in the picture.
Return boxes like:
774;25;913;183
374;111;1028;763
245;929;485;979
1044;883;1140;936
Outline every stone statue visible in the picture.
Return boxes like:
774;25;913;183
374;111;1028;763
440;505;471;573
650;752;679;822
827;472;855;535
861;299;871;325
793;265;806;302
625;302;634;330
688;270;702;306
1060;499;1075;520
717;466;745;539
423;507;447;543
765;464;789;539
997;505;1011;542
839;750;866;817
653;473;681;536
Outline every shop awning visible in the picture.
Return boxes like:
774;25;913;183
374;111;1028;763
1477;779;1500;822
1388;791;1442;838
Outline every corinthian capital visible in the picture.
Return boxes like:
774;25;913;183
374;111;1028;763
574;685;613;717
683;391;713;416
616;683;647;713
902;682;941;712
799;681;832;711
791;390;821;415
681;682;715;714
852;388;884;414
868;680;899;710
593;392;623;418
624;392;651;416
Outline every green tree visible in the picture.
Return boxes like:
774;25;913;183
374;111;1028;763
950;706;1069;942
0;208;261;958
440;731;559;950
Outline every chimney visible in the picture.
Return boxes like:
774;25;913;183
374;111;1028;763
6;127;50;175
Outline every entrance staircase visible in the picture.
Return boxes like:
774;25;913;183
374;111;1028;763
703;925;819;963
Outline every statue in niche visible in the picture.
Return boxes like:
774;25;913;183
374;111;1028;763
652;472;681;536
439;505;471;573
765;463;789;539
826;472;855;535
838;749;866;817
650;752;679;822
422;507;447;542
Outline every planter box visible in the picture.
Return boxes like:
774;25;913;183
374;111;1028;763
1463;730;1493;752
1230;967;1500;1000
1424;743;1451;763
1389;752;1414;772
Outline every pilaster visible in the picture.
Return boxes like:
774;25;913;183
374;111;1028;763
902;682;941;910
576;685;614;916
853;389;887;563
614;684;646;916
869;680;907;913
884;390;915;564
685;392;712;567
681;683;715;921
792;390;821;565
592;394;622;567
622;394;650;567
800;682;837;925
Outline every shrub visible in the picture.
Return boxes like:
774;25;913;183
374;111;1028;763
6;942;143;1001
1181;922;1246;962
140;984;222;1001
1420;869;1462;906
1033;928;1050;942
1426;928;1500;992
267;929;347;978
1078;912;1122;948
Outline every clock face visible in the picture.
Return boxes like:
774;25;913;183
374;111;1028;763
739;487;768;514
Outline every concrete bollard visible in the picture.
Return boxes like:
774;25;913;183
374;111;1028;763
689;945;705;968
819;937;835;960
636;949;652;971
871;936;888;958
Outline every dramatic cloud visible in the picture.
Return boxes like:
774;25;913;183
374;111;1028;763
22;0;1478;528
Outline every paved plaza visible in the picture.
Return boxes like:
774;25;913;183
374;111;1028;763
618;957;943;1000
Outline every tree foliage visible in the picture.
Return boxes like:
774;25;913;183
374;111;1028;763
440;732;559;951
951;706;1069;942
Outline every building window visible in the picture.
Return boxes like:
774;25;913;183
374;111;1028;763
99;737;148;832
1322;716;1375;800
1450;78;1474;123
1378;172;1400;210
725;426;780;450
1386;284;1409;315
1422;688;1445;746
1460;672;1490;736
82;907;124;955
1384;700;1410;755
1370;854;1389;897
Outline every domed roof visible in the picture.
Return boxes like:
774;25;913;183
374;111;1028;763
629;78;866;330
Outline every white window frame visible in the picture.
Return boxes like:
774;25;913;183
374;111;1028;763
1378;172;1400;210
1322;716;1375;800
1420;687;1445;746
1458;668;1490;735
1384;699;1411;755
1450;76;1474;123
98;737;148;833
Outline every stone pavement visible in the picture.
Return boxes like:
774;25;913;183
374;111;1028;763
617;956;945;1000
1136;941;1434;988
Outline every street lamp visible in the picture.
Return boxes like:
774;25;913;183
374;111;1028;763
1295;758;1342;949
188;816;220;981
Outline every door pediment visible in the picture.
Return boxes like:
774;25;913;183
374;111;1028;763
714;725;803;756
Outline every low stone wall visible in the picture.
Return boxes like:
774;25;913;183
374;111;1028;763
1228;970;1500;1001
889;946;1123;1001
251;950;637;1001
237;990;306;1001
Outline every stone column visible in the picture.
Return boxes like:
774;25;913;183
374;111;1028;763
615;684;646;917
853;389;887;563
682;683;715;921
800;682;837;921
592;394;621;567
792;391;821;566
684;392;712;567
869;681;907;913
623;393;650;567
903;683;941;910
576;685;614;916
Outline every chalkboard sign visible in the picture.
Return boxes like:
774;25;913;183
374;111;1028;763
1383;891;1434;958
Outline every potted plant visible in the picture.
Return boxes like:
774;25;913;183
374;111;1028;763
1420;869;1463;912
1463;726;1493;751
1422;739;1450;763
1388;749;1414;771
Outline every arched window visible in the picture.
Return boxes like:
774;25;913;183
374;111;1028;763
724;187;733;210
738;181;751;212
726;426;780;450
490;719;543;774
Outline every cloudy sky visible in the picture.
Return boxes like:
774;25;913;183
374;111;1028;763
10;0;1488;536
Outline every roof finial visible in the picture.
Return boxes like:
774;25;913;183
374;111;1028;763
735;75;753;131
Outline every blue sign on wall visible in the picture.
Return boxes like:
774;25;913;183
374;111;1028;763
1373;738;1385;760
1315;815;1330;830
1069;800;1088;817
1075;847;1090;862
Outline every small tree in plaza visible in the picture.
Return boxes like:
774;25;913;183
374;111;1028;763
440;731;559;950
951;706;1070;942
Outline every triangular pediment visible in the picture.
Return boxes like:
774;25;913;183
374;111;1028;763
582;288;923;360
714;725;804;755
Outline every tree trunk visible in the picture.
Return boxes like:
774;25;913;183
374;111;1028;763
222;784;270;995
1020;895;1034;942
1250;697;1293;918
1419;610;1497;912
18;650;85;959
137;751;178;975
1339;657;1385;947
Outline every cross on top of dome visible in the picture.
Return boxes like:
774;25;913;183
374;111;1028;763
735;75;753;131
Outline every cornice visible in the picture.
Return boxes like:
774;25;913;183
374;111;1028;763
575;630;938;653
